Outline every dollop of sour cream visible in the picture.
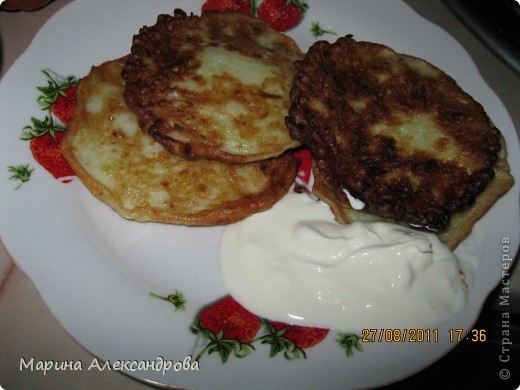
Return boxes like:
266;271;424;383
220;190;467;330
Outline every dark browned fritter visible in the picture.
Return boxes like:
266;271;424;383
123;9;302;163
286;36;502;231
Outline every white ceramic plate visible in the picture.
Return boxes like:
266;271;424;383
1;1;519;388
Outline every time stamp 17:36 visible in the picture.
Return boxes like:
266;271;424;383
361;328;487;343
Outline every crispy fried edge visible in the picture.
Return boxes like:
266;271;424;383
148;126;300;165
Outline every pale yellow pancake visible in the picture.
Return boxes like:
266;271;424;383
62;58;297;225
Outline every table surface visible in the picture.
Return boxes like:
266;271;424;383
1;1;519;389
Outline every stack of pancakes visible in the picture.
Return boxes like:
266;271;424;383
62;10;303;225
63;10;513;249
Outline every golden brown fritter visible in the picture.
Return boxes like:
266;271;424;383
123;9;302;164
62;58;297;225
286;36;507;231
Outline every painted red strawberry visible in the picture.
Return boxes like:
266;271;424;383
271;321;329;348
258;0;308;31
37;70;78;125
199;296;261;341
50;84;77;125
293;148;313;188
260;320;329;359
191;296;261;362
21;116;75;181
201;0;256;15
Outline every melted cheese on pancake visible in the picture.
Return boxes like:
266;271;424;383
369;113;461;164
62;58;297;225
123;10;303;163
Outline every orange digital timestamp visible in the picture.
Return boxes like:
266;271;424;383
361;328;439;343
448;329;487;343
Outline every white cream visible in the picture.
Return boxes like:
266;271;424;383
220;190;467;331
343;188;366;210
